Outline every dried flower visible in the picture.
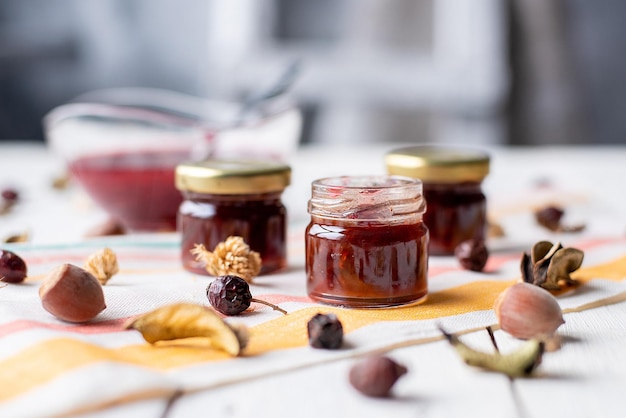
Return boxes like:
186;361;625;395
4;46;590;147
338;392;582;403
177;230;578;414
191;236;262;283
125;303;247;356
534;205;585;233
84;247;119;285
521;241;583;290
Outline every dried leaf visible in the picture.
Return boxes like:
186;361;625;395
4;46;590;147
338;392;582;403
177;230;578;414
84;248;119;285
546;248;584;288
439;326;545;378
125;303;246;356
520;252;534;284
534;205;586;233
3;230;30;243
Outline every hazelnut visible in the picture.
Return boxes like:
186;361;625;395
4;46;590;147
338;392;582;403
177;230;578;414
349;355;407;398
39;264;106;323
494;282;564;339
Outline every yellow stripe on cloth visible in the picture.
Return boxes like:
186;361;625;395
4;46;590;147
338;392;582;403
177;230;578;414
1;255;625;402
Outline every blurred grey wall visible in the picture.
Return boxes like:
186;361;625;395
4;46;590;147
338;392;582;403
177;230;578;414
1;0;625;145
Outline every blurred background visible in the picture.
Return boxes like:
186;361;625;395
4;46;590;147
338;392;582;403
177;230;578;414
1;0;625;146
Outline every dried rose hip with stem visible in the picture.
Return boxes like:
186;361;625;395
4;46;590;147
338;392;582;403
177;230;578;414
207;275;287;316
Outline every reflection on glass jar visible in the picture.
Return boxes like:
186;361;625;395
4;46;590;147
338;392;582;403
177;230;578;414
175;159;291;275
385;145;490;256
305;176;429;308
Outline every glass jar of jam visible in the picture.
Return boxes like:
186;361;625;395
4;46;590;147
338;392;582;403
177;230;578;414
175;159;291;275
306;176;429;308
385;145;490;256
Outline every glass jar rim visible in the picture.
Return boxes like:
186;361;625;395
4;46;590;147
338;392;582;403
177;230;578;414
308;175;426;222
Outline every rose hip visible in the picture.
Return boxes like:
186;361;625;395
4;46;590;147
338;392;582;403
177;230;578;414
207;275;287;316
0;249;27;283
455;239;489;272
307;313;343;349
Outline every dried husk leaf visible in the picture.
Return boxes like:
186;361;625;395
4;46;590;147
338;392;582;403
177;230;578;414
546;248;584;288
440;326;545;377
520;253;534;284
84;247;119;285
531;241;556;264
125;303;244;356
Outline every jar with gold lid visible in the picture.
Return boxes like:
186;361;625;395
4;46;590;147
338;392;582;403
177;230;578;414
175;159;291;275
385;145;490;256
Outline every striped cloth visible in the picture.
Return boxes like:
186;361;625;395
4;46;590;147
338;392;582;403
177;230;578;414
1;232;626;418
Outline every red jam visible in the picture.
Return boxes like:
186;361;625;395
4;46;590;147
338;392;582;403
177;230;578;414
306;219;428;307
175;159;291;276
69;150;187;231
305;175;428;307
385;145;490;256
423;182;486;255
178;191;287;275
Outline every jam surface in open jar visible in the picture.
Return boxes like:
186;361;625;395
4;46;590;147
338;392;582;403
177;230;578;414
423;182;486;256
306;218;429;307
179;192;287;275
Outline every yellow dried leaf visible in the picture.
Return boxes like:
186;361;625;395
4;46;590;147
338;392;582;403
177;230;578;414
125;303;246;356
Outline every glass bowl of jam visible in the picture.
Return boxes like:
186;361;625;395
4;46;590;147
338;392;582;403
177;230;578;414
44;89;301;232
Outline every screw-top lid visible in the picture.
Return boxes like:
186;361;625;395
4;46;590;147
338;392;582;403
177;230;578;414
175;159;291;194
385;145;490;183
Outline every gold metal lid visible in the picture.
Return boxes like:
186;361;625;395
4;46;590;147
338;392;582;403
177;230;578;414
175;159;291;194
385;145;490;183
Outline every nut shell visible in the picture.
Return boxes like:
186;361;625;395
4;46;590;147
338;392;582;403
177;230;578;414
39;264;106;323
494;282;564;339
349;355;407;397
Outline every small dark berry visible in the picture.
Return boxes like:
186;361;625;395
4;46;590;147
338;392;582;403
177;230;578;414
0;249;28;283
535;206;564;231
455;239;489;272
349;355;408;397
1;188;19;203
207;275;252;315
307;313;343;349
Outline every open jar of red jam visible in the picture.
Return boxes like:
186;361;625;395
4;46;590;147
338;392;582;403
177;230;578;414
306;176;429;308
175;159;291;275
385;145;490;256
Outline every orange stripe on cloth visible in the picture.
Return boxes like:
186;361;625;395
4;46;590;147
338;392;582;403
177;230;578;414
1;255;625;402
